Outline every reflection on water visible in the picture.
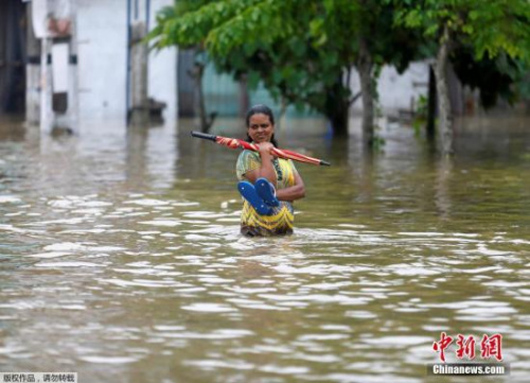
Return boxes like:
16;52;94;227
1;115;530;382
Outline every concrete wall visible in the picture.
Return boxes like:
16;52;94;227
350;61;430;116
76;0;176;121
196;60;430;119
147;0;177;121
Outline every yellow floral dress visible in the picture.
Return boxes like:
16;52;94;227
236;149;299;236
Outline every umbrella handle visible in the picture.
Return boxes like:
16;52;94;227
191;131;217;142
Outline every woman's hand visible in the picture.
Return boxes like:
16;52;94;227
257;142;274;156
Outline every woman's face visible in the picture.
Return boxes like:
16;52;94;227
247;113;274;144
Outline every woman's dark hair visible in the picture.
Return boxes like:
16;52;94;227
245;104;278;147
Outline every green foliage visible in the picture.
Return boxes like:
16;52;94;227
371;135;386;151
415;94;429;119
392;0;530;115
451;46;530;108
147;1;212;49
516;70;530;100
411;95;429;136
148;0;423;132
149;0;530;128
394;0;530;63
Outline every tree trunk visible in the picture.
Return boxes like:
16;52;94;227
189;61;215;133
433;26;453;155
324;75;349;137
278;96;287;131
194;63;207;132
427;65;436;140
238;75;249;118
358;36;374;146
130;21;149;125
329;106;349;136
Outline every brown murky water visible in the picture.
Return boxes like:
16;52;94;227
1;115;529;382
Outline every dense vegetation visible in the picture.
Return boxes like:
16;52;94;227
148;0;530;154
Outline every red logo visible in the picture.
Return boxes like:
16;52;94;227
433;333;503;362
480;334;503;361
456;334;476;360
432;332;453;362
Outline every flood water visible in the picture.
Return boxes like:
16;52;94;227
1;115;529;383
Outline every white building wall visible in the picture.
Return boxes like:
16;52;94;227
350;61;430;116
76;0;176;122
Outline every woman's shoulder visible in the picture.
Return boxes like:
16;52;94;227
236;149;261;169
236;149;261;180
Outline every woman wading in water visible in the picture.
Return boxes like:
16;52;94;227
236;105;305;237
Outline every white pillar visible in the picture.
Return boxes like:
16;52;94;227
68;0;79;132
34;0;79;134
26;3;41;124
40;37;53;133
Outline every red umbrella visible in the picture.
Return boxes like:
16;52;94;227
191;131;331;166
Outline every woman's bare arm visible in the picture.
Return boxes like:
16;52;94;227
276;173;305;201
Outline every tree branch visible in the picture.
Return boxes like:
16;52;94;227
349;91;362;105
